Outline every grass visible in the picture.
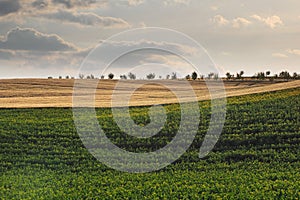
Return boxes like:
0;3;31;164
0;88;299;199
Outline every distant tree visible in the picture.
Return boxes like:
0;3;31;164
213;73;219;80
185;74;191;80
59;76;62;79
266;71;271;76
256;72;266;80
279;71;291;81
159;76;162;79
66;75;70;79
79;74;85;79
108;73;114;79
226;72;232;80
236;71;244;80
166;74;170;80
146;73;155;80
171;72;177;80
100;75;105;79
292;72;299;80
120;75;127;80
191;71;198;80
48;76;53;79
86;75;91;79
207;72;214;79
90;74;95;79
200;75;205;80
128;72;136;80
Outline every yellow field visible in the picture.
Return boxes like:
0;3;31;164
0;79;299;108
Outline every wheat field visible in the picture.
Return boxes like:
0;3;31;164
0;79;299;108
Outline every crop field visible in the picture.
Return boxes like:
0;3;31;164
0;79;299;108
0;87;299;199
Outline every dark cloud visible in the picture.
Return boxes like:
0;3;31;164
0;49;15;60
0;0;21;16
31;0;48;9
41;10;130;27
0;27;78;51
51;0;101;8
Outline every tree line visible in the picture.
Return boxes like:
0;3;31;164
48;70;299;81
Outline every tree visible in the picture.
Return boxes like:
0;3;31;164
120;75;127;80
266;71;271;76
79;74;85;79
213;73;219;80
226;72;232;80
292;72;299;80
279;71;291;81
100;75;105;79
171;72;177;80
166;74;170;80
90;74;95;79
191;71;197;80
108;73;114;79
236;71;244;80
128;72;136;80
146;73;155;80
207;72;214;79
256;72;265;80
65;75;70;79
185;74;191;80
59;76;62;79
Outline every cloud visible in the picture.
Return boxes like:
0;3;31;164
114;0;145;6
212;15;251;28
272;53;288;58
0;49;15;60
232;17;252;28
0;27;78;52
212;15;229;26
287;49;300;56
0;0;21;16
163;0;191;6
51;0;100;9
41;10;130;28
251;15;283;29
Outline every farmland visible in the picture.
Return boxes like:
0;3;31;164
0;87;299;199
0;79;299;108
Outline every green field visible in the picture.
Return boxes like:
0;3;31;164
1;88;299;199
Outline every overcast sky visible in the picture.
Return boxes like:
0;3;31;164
0;0;299;78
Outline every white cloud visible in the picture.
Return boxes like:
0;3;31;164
0;27;78;51
41;10;130;28
232;17;252;28
251;15;283;29
212;15;229;26
164;0;191;6
287;49;300;56
212;15;251;28
272;53;288;58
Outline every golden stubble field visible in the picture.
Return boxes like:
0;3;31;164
0;79;299;108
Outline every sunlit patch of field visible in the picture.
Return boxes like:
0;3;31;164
0;79;299;108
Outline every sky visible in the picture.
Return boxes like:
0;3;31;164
0;0;299;78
